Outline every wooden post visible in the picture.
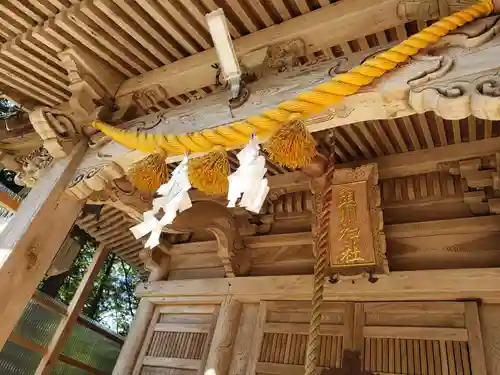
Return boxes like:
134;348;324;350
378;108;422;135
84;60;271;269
112;253;169;375
229;304;260;375
0;141;87;349
353;304;365;358
204;296;242;375
246;301;267;375
35;244;109;375
113;299;155;375
465;301;488;375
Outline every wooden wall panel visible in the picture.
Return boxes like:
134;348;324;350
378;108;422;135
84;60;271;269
360;302;485;375
362;338;472;374
168;241;225;280
364;302;465;329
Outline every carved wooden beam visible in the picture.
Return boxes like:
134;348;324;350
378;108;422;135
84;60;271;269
57;46;125;119
68;15;500;199
113;15;500;137
113;0;478;116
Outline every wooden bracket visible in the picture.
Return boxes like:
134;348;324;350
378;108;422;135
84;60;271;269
171;201;251;277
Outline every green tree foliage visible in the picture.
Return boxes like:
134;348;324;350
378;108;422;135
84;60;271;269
0;98;21;120
0;169;23;194
39;227;143;336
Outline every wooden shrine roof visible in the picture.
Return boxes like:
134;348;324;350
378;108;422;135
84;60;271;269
0;0;438;111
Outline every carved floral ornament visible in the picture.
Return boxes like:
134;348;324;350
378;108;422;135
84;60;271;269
409;72;500;120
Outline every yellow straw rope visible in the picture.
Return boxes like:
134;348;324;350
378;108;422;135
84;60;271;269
91;0;493;155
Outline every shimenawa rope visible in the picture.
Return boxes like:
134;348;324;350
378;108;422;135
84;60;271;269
90;0;494;157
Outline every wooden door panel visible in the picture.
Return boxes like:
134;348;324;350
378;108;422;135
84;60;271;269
359;301;485;375
250;300;486;375
252;301;347;375
132;300;487;375
135;304;219;375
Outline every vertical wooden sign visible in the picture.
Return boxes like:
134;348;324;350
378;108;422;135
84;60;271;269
324;164;388;277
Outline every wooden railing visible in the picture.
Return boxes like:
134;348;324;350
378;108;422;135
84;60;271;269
6;253;124;375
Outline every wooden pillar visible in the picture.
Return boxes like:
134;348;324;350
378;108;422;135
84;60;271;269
112;249;170;375
465;302;488;375
112;300;154;375
35;244;109;375
228;304;260;375
0;141;87;349
204;297;241;375
245;301;267;375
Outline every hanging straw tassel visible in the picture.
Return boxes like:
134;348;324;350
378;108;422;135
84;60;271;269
188;148;230;196
128;152;169;193
263;114;317;169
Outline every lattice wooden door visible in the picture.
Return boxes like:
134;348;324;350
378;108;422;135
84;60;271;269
250;301;487;375
133;304;220;375
357;301;487;375
251;301;348;375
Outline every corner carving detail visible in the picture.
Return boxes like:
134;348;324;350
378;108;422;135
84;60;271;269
29;107;82;158
13;147;54;188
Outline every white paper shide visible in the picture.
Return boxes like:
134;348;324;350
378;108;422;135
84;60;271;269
227;137;269;213
130;156;192;248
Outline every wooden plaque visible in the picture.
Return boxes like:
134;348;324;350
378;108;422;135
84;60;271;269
322;164;388;276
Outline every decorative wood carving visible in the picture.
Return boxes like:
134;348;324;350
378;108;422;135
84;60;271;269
408;16;500;120
318;164;388;278
0;151;21;171
13;147;54;188
81;175;153;223
68;162;127;201
262;39;307;73
29;108;82;159
397;0;439;20
133;85;169;114
171;201;251;277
